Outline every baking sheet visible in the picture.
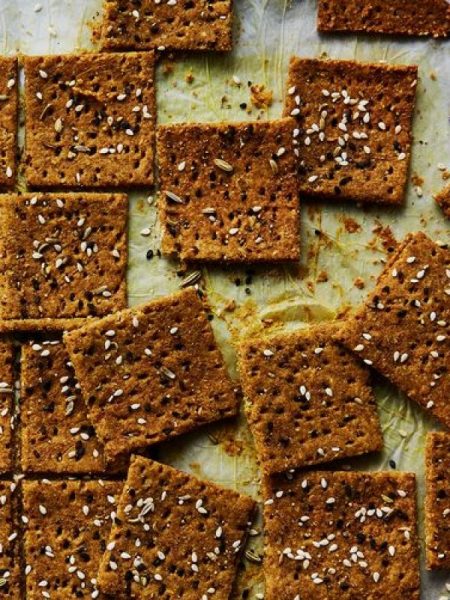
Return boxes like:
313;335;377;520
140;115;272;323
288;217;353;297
1;0;450;597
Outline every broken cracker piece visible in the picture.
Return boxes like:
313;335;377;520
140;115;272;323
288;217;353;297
263;470;420;600
0;342;15;473
20;339;115;474
0;193;127;332
0;57;18;189
239;323;382;474
64;288;239;461
317;0;450;39
425;431;450;569
157;118;300;262
284;57;418;204
23;479;122;600
24;52;155;188
100;0;233;51
336;232;450;428
98;455;256;597
434;182;450;219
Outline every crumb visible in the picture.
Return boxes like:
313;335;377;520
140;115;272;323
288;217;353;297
250;84;273;109
342;217;361;234
317;270;329;283
185;71;194;84
354;277;365;289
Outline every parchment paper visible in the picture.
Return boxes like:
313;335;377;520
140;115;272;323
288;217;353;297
1;0;449;596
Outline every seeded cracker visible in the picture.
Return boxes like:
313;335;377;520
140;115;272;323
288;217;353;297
64;288;239;461
24;52;155;188
0;193;127;333
317;0;450;38
263;470;420;600
23;479;122;600
425;432;450;569
0;480;20;598
283;57;418;204
97;455;256;597
336;232;450;428
157;118;300;262
100;0;233;52
0;343;15;473
20;339;114;474
435;182;450;219
0;57;18;189
239;323;382;475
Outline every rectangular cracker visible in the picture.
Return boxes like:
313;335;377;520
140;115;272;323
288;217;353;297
157;118;300;262
98;455;256;597
20;339;112;474
101;0;233;51
0;57;18;189
263;470;420;600
0;193;127;329
239;323;382;475
317;0;450;38
434;183;450;219
0;342;15;473
24;52;156;188
336;232;450;428
283;57;418;204
64;288;239;461
425;431;450;569
0;480;21;597
23;479;122;600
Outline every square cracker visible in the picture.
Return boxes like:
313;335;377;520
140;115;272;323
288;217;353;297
20;339;112;474
0;57;18;189
434;183;450;219
263;470;420;600
317;0;450;39
239;323;382;475
425;431;450;569
0;193;127;331
283;57;418;205
64;288;239;461
336;232;450;428
98;455;256;597
23;479;122;600
0;480;21;597
24;52;155;188
0;342;15;473
157;118;300;263
101;0;233;52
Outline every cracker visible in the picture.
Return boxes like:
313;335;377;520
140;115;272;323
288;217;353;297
97;455;256;597
64;288;239;461
24;52;155;188
239;323;382;475
425;431;450;570
317;0;450;38
0;342;15;473
0;193;127;330
283;57;418;205
0;57;18;189
100;0;233;52
336;232;450;428
0;480;21;597
20;339;111;474
23;479;122;600
434;182;450;219
157;118;300;262
263;470;420;600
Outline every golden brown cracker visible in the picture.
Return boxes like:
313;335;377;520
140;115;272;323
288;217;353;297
64;288;239;461
24;52;155;188
98;455;256;597
157;118;300;262
284;57;418;204
336;232;450;428
263;470;420;600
